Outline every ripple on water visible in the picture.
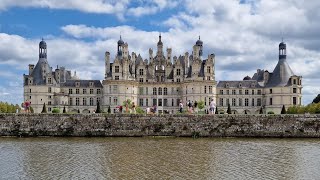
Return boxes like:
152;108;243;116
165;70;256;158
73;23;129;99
0;137;320;179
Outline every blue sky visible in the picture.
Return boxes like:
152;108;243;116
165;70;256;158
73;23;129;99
0;0;320;105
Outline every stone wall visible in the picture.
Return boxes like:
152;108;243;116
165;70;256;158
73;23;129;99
1;114;320;137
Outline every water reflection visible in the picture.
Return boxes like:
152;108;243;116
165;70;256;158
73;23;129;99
0;138;320;179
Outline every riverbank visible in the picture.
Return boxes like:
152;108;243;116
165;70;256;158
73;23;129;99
0;114;320;137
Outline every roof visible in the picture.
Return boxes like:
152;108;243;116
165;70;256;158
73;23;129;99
30;58;54;85
217;80;262;88
61;80;103;88
266;58;294;87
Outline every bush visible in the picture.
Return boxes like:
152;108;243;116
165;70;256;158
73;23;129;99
52;108;60;113
281;105;286;114
63;106;66;113
41;103;47;113
267;111;275;114
227;104;231;114
136;107;144;114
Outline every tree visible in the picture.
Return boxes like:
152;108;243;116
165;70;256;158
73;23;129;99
30;106;34;113
227;103;231;114
281;105;286;114
52;108;60;113
78;109;80;113
107;106;111;114
96;101;101;113
41;103;47;113
312;94;320;104
259;107;263;114
215;106;218;114
197;101;205;112
63;106;66;113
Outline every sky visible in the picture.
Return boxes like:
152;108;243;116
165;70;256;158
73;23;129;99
0;0;319;105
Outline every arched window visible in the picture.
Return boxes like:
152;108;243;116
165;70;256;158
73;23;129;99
164;87;168;95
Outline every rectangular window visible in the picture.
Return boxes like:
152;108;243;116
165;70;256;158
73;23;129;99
83;98;87;106
177;69;181;76
69;89;73;94
177;99;180;107
109;97;111;105
139;99;143;106
293;79;296;85
139;87;144;95
90;98;94;106
207;66;211;73
232;90;236;95
146;99;149;106
153;87;157;95
177;78;180;82
48;78;52;84
245;90;249;95
209;86;212;94
83;89;87;94
204;86;207;94
115;76;119;80
219;98;224;106
227;90;230;95
158;87;162;95
97;89;101;94
226;98;229;106
76;89;79;94
252;90;254;95
69;98;73;105
270;89;273;94
48;107;51;112
139;69;144;76
29;89;32;93
139;78;143;82
158;99;162;106
90;89;94;94
239;99;242;106
207;76;211;80
48;87;51;93
245;98;249;106
220;90;223;95
293;97;297;105
172;99;174;106
232;98;236;106
164;88;168;95
153;99;157;106
164;99;168;106
113;85;118;93
257;90;261;95
293;88;297;93
270;98;273;105
113;97;118;105
48;101;51;105
257;98;261;106
239;90;242;95
115;66;119;73
76;98;80;106
252;98;255;106
97;98;100;104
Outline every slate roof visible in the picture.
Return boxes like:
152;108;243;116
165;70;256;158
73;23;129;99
217;80;263;88
61;80;103;88
266;59;294;87
30;58;55;85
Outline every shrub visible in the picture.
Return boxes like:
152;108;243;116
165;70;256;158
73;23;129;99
136;107;144;114
63;106;66;113
96;101;101;113
227;104;231;114
52;108;60;113
267;111;275;114
281;105;286;114
41;103;47;113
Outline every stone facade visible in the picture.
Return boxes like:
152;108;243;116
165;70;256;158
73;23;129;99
1;114;320;137
23;37;301;114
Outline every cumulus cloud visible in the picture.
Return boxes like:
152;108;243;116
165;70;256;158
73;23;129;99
1;0;320;105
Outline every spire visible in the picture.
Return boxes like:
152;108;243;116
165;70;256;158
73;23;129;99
157;32;163;46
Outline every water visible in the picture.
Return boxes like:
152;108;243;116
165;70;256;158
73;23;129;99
0;137;320;180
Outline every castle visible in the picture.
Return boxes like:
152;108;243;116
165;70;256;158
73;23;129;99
23;35;302;114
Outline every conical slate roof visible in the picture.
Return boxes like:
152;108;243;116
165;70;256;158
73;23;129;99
266;59;294;87
30;58;53;85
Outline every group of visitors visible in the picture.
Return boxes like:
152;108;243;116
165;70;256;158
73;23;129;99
179;99;216;114
116;101;136;114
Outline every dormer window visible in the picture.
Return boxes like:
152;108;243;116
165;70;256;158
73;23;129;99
115;66;119;73
239;83;242;88
293;79;297;85
225;83;229;88
251;83;255;88
48;77;52;84
75;81;80;87
89;82;94;87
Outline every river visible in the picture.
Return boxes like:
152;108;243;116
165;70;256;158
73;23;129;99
0;137;319;180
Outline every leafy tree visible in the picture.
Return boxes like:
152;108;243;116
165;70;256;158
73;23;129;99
312;94;320;104
96;101;101;113
136;107;145;114
30;106;34;113
281;105;286;114
215;106;218;114
227;103;231;114
63;106;66;113
197;101;205;112
41;103;47;113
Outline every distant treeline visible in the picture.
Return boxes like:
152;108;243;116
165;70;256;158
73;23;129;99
0;102;21;113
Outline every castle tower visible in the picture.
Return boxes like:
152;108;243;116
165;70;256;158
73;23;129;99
279;40;286;60
193;36;203;60
117;35;124;57
39;38;47;59
157;33;163;56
